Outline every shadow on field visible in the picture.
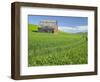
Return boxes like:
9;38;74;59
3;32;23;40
32;30;38;32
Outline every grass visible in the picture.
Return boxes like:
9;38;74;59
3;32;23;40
28;24;88;66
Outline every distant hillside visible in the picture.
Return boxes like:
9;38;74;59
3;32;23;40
75;32;87;36
28;24;39;31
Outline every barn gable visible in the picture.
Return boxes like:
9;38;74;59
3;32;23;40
38;20;58;33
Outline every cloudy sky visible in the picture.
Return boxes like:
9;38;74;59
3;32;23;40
59;26;88;33
28;15;88;33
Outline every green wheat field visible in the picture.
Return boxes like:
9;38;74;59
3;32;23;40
28;24;88;66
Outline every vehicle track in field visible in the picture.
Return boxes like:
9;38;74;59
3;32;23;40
34;39;87;54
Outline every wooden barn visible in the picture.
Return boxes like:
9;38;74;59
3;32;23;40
38;20;58;33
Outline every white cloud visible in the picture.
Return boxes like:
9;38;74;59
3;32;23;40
59;25;88;33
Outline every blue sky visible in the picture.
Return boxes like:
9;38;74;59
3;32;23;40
28;15;88;33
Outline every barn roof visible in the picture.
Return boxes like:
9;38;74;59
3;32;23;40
40;20;57;23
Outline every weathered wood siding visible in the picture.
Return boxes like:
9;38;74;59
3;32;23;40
38;20;58;33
